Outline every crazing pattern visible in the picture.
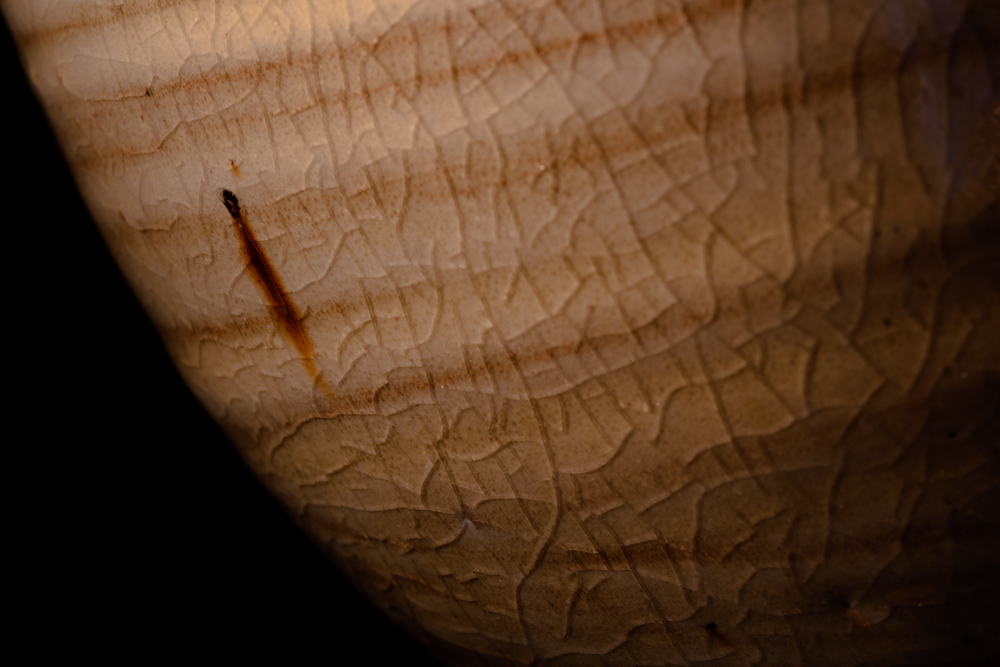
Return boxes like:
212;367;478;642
7;0;998;664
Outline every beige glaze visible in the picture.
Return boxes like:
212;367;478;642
4;0;998;664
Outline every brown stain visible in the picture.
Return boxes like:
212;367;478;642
155;248;998;424
39;0;927;173
15;0;747;48
158;200;998;389
69;32;939;196
229;159;241;178
221;189;334;402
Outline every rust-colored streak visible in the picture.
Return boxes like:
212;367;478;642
221;189;332;400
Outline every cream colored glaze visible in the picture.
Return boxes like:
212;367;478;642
4;1;998;664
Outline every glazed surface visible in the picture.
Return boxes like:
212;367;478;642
6;1;998;663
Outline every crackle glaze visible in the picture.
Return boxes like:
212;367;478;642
5;0;998;664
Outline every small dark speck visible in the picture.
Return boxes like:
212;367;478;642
948;429;959;439
705;623;717;631
222;188;241;219
145;88;151;96
883;318;893;327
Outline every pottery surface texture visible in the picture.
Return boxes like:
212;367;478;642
5;0;998;664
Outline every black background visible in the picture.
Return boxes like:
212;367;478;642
3;15;436;661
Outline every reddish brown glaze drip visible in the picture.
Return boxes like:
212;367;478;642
222;189;332;400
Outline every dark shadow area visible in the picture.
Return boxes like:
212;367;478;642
2;16;437;662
